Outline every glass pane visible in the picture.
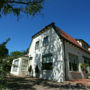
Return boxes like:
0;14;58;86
43;36;48;45
42;63;52;70
13;60;19;72
35;41;39;49
21;59;28;70
69;53;78;71
42;55;52;70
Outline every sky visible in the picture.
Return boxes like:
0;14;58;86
0;0;90;53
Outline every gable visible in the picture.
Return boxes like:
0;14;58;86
29;22;90;54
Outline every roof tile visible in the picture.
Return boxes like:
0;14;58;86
56;27;90;54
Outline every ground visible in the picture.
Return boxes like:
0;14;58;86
5;75;90;90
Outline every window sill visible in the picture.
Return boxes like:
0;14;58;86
43;44;48;47
42;70;52;71
69;71;80;73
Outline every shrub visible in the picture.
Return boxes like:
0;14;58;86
81;63;89;73
28;66;32;72
35;65;39;73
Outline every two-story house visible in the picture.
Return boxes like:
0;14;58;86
10;23;90;82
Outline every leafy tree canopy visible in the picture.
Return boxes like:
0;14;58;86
10;50;27;58
0;38;10;58
0;0;44;17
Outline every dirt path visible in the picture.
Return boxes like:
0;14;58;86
6;76;90;90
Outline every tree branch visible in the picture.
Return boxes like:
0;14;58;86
4;0;42;5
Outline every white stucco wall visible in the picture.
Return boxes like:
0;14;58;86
64;42;90;80
28;27;65;82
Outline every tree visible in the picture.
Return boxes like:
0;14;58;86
28;65;32;72
10;50;27;58
0;0;44;17
0;38;10;58
81;63;89;73
0;38;10;88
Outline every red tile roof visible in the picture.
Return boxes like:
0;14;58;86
55;27;90;54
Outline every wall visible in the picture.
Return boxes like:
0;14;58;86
64;41;90;80
28;27;65;82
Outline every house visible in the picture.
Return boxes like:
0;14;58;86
10;23;90;82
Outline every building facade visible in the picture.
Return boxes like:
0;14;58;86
10;23;90;82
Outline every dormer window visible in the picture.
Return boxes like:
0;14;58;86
43;36;48;46
35;41;39;50
82;43;88;50
76;39;89;50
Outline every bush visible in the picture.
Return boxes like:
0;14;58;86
35;65;39;73
81;63;89;73
28;66;32;72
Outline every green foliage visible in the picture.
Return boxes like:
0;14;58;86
81;63;89;73
9;50;28;61
0;38;10;88
0;38;28;88
0;38;10;58
10;50;27;58
0;0;44;17
28;65;32;72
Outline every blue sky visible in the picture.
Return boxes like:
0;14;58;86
0;0;90;53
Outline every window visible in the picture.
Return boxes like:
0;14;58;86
69;53;79;71
21;59;28;70
35;41;39;50
83;57;90;73
13;60;19;72
82;43;88;50
84;57;90;66
42;54;52;70
29;57;33;60
43;36;48;46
